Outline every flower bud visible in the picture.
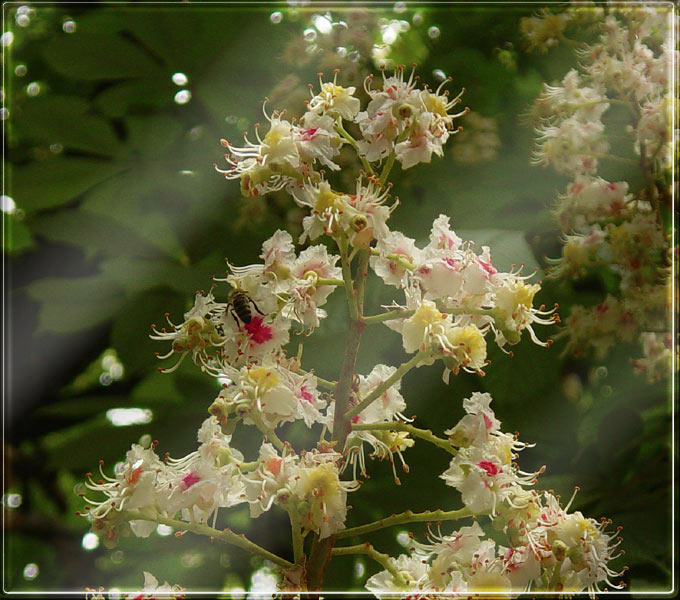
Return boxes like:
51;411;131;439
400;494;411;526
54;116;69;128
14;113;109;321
567;546;586;569
296;500;311;518
552;539;568;561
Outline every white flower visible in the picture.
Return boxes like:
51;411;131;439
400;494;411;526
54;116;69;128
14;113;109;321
365;554;430;598
308;78;361;121
296;111;342;171
218;362;326;430
292;455;358;539
533;116;609;175
370;230;421;288
243;442;299;518
261;229;296;281
122;572;184;599
338;177;395;248
441;393;541;514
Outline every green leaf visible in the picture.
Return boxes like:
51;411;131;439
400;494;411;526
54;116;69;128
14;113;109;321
2;218;34;254
125;114;185;157
41;33;162;81
11;158;126;214
30;208;169;259
25;276;125;333
95;79;175;118
13;95;123;156
110;287;185;375
81;172;187;261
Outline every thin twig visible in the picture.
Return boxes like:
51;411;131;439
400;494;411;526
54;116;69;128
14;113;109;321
335;506;472;540
350;422;457;456
124;511;293;568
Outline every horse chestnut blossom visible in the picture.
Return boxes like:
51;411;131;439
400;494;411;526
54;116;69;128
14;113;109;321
366;394;625;596
78;68;624;595
522;6;673;381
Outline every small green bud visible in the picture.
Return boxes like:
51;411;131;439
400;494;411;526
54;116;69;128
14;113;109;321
552;539;568;562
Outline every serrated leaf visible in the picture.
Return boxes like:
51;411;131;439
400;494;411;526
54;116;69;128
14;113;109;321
12;158;126;214
41;33;161;81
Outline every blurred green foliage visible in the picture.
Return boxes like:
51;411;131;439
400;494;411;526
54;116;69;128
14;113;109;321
3;3;672;595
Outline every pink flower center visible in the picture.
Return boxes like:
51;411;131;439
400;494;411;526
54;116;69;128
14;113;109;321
477;461;499;477
301;127;319;141
299;385;314;403
244;316;274;345
182;471;201;490
483;414;494;430
351;416;361;424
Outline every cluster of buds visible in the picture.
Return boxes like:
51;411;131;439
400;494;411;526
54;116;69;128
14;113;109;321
79;67;624;596
366;394;625;596
522;6;673;380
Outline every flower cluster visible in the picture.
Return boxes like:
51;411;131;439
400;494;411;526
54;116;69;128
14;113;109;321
218;66;468;203
366;393;625;597
78;417;247;546
243;443;359;539
79;418;357;544
79;67;624;596
373;214;557;381
150;229;342;376
523;6;673;380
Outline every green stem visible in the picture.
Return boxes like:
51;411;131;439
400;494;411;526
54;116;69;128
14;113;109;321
334;121;374;175
124;511;293;569
338;234;359;322
379;150;396;184
316;278;345;286
331;543;406;586
354;249;371;316
363;306;495;325
335;507;472;540
350;422;457;456
345;350;433;420
288;509;305;565
363;308;415;325
236;460;260;473
296;367;337;391
369;248;416;271
247;410;285;453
